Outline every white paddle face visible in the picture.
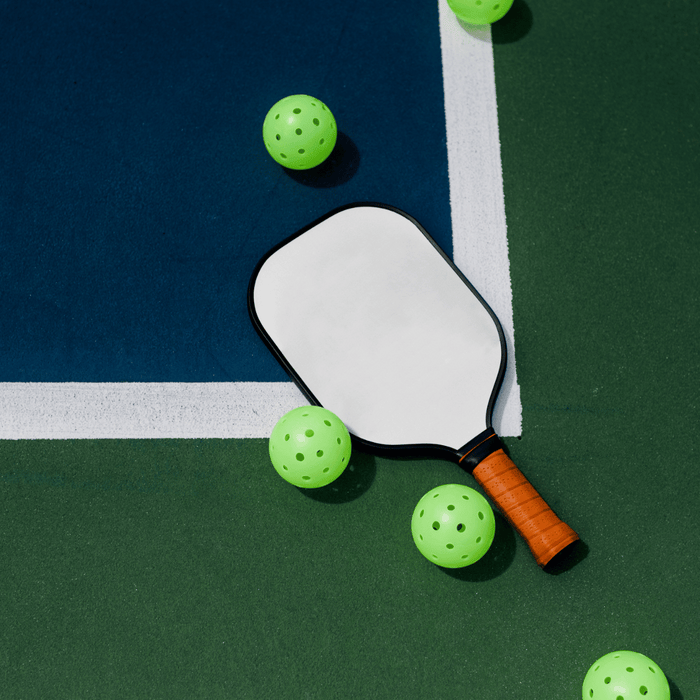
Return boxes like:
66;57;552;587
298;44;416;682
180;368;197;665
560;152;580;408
251;205;504;451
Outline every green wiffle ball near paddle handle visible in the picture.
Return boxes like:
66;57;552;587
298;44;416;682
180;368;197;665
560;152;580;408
411;484;496;568
269;406;351;488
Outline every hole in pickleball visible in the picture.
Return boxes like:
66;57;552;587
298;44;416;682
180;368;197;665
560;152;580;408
285;434;290;441
476;537;482;543
313;118;320;125
324;420;331;426
296;453;304;461
283;465;288;471
293;108;301;114
462;494;469;500
604;678;611;684
640;688;648;696
302;476;310;481
447;505;455;511
457;523;465;532
446;544;454;549
478;512;484;520
316;450;323;457
323;467;329;473
626;668;634;673
276;134;281;140
280;153;287;159
419;510;425;517
295;128;302;135
298;149;305;154
432;521;440;530
305;429;314;437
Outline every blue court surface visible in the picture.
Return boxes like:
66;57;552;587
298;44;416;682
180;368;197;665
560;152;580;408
0;0;518;438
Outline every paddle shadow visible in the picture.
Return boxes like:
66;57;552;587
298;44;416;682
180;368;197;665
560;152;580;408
544;538;589;575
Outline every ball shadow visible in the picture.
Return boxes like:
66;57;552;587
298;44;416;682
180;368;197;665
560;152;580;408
282;132;360;187
299;449;376;504
667;675;683;700
491;0;533;44
440;511;516;582
456;0;532;44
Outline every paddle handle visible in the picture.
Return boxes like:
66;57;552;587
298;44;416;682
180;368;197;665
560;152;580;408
471;448;579;567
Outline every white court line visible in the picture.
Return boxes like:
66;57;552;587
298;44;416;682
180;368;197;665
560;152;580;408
439;0;521;438
0;383;304;439
0;4;520;440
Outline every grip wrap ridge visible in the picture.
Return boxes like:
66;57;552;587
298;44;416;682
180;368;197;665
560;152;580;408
472;449;579;567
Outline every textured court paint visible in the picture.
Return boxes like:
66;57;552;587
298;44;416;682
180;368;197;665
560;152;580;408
0;2;520;440
0;383;305;439
438;0;521;438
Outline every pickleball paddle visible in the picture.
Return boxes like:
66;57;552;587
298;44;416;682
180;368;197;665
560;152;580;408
248;203;578;567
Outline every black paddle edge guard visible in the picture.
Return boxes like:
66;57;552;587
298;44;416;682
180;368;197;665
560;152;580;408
455;428;503;474
247;202;508;462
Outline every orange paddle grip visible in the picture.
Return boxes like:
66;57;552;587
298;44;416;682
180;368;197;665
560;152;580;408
471;449;579;567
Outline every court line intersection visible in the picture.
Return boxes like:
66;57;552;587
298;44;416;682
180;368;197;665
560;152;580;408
0;4;521;440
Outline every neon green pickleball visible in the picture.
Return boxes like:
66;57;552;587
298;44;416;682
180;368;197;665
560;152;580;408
411;484;495;568
447;0;514;24
582;651;670;700
269;406;351;488
262;95;337;170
